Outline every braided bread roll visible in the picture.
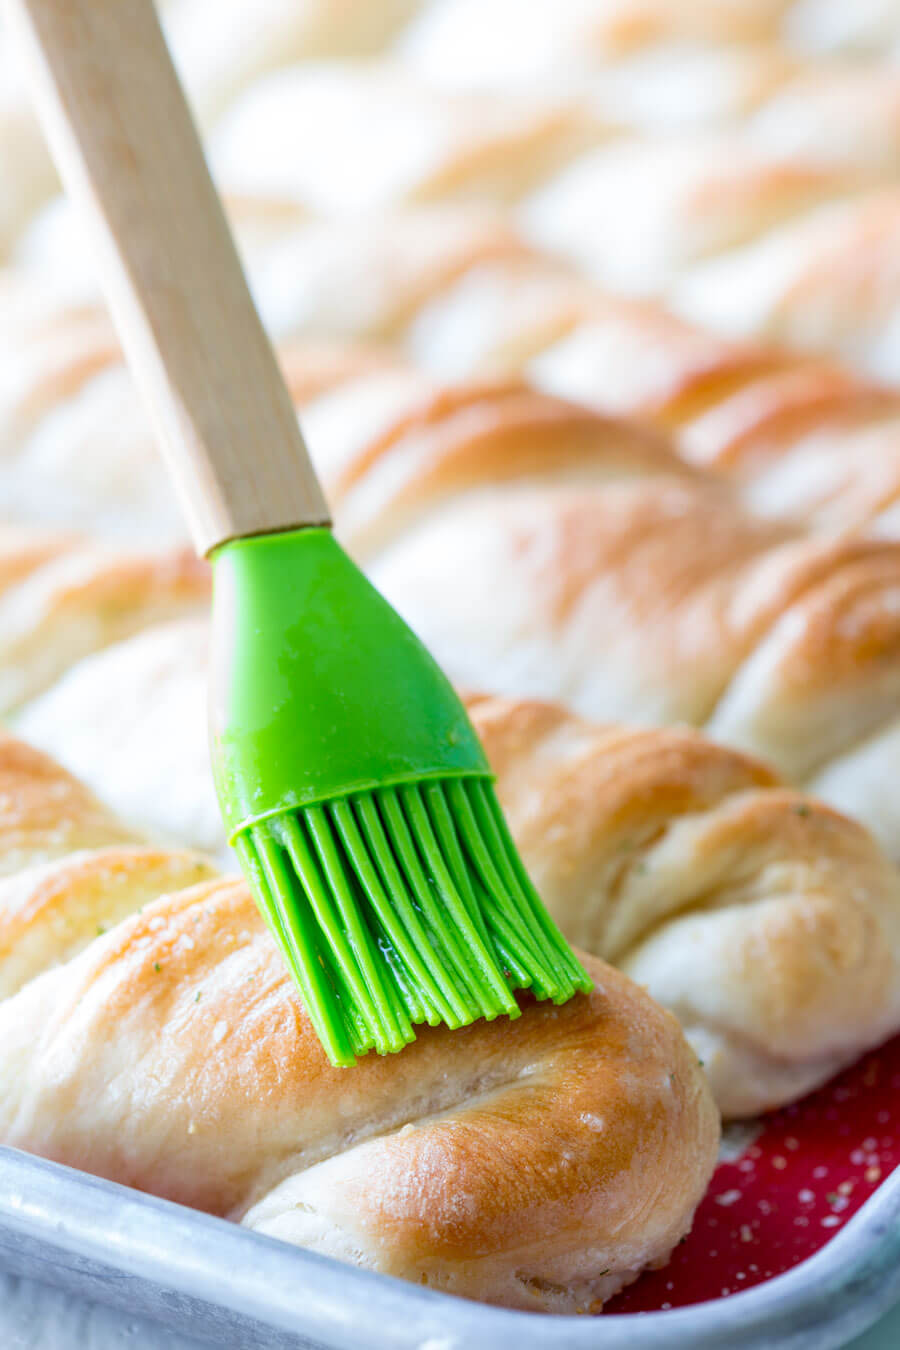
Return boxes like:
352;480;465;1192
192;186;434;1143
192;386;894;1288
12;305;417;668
13;597;900;1119
4;326;900;854
0;524;208;714
9;219;900;546
203;56;900;384
0;731;717;1313
12;162;900;541
8;2;900;384
211;65;605;215
365;476;900;842
3;273;900;847
281;223;900;539
671;188;900;382
472;695;900;1118
531;299;900;537
164;0;422;130
0;0;422;262
247;212;900;541
401;3;799;127
17;229;900;550
263;360;900;863
400;0;900;69
402;0;795;71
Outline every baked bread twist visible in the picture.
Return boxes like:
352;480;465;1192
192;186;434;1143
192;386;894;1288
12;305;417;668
9;588;900;1119
0;729;718;1313
8;7;900;546
13;6;900;376
197;53;900;383
4;335;900;857
400;0;900;69
8;223;900;547
4;0;897;266
0;0;421;262
1;0;898;1314
0;523;208;714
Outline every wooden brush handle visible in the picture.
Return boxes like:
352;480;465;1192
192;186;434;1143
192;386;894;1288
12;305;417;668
7;0;330;555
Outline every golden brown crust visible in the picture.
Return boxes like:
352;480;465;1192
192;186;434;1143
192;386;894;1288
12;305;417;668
6;209;900;547
0;867;716;1310
676;363;897;468
525;133;862;292
0;284;187;542
245;964;715;1311
530;293;782;423
232;204;536;344
0;725;719;1306
0;847;217;997
212;66;600;213
276;337;404;405
365;473;900;854
409;0;788;61
530;298;900;534
321;375;692;559
9;381;900;859
0;524;210;712
5;24;900;1307
675;190;900;375
13;593;900;1123
0;732;135;875
0;526;76;590
744;65;900;173
467;694;900;1116
0;279;120;439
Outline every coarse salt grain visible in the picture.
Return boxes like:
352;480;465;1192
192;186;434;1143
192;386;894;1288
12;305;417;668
580;1113;605;1132
715;1190;741;1207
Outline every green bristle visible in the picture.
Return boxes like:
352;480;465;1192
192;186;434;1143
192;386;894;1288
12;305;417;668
352;793;471;1027
243;777;591;1067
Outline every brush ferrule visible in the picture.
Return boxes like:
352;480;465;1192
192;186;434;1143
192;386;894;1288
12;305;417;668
209;528;491;836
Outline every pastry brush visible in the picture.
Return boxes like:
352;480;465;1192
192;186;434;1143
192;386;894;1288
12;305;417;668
10;0;591;1065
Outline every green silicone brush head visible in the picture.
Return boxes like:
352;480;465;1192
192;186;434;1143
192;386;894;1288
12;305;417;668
210;527;591;1066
